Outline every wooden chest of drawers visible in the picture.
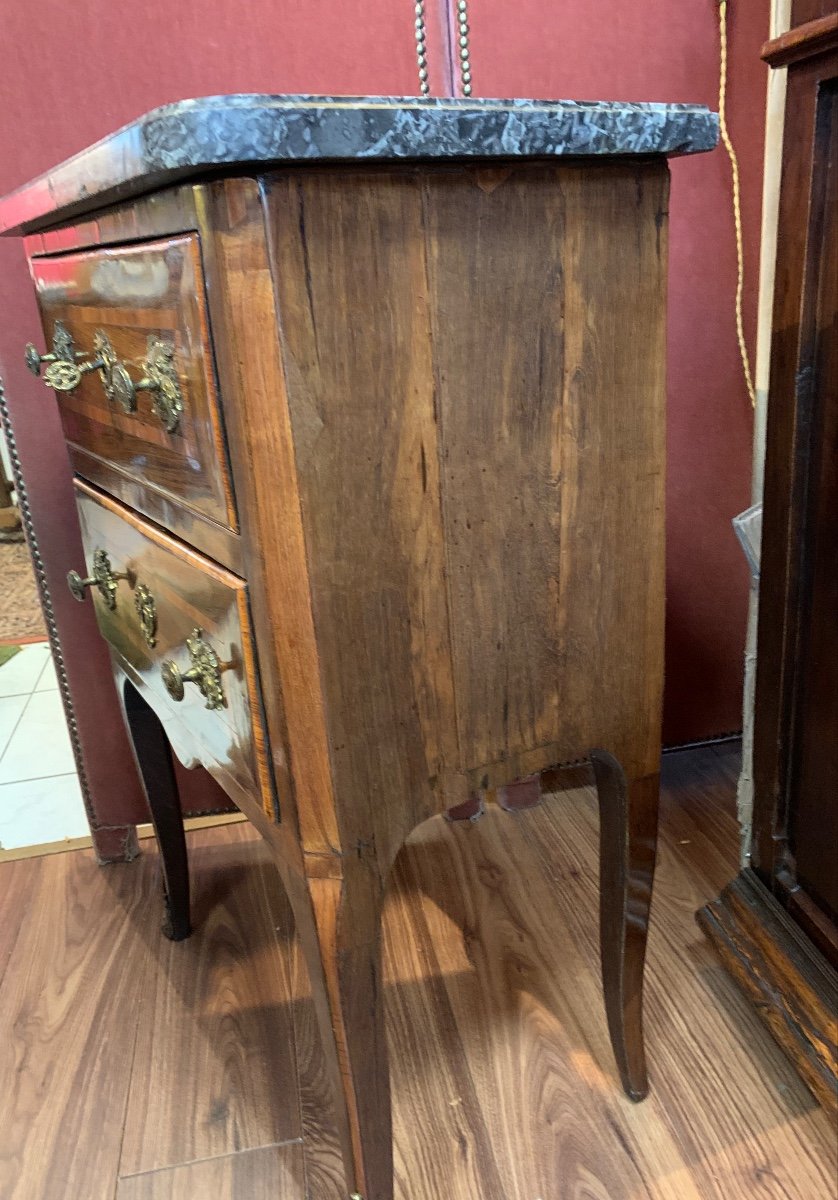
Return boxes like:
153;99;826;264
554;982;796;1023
0;95;717;1200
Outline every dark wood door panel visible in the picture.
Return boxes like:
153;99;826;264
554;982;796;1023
787;81;838;925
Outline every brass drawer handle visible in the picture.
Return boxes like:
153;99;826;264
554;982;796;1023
101;333;184;434
161;628;227;710
67;547;129;609
26;324;184;434
26;321;107;394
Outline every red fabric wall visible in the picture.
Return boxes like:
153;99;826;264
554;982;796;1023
0;0;434;835
0;1;764;821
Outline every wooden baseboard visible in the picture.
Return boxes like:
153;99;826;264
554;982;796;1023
697;869;838;1116
0;811;246;864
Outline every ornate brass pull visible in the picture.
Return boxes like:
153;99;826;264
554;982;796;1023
25;321;106;394
134;583;157;648
26;325;184;432
97;334;184;433
161;628;227;710
67;548;128;610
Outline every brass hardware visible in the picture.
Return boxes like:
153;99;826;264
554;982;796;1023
25;321;105;393
414;2;430;95
161;628;227;710
414;0;472;97
139;336;184;433
456;0;473;96
91;330;137;414
26;325;183;429
134;583;157;648
67;547;128;609
93;334;183;432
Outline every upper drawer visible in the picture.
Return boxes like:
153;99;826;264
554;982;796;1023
30;235;236;531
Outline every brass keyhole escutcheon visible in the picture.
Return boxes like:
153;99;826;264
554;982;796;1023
93;332;184;432
138;336;184;434
91;330;137;414
134;583;157;648
161;628;228;711
67;548;128;610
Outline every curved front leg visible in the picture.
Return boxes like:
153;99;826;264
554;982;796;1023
122;680;191;941
290;863;391;1200
590;749;659;1100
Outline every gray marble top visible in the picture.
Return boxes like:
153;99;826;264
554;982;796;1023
0;94;718;236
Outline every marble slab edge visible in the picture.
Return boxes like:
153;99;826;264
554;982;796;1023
0;95;719;237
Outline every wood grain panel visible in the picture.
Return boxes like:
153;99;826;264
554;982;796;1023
69;445;244;576
116;1144;306;1200
750;46;838;959
23;186;203;258
198;177;340;863
73;482;275;819
30;234;236;530
264;161;667;882
264;168;463;868
784;82;838;927
257;165;670;1191
0;847;157;1200
119;825;301;1174
423;162;668;779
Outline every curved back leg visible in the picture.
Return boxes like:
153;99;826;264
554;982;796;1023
122;680;191;941
590;749;659;1100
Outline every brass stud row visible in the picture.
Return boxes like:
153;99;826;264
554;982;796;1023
413;0;473;98
415;2;430;96
456;0;472;96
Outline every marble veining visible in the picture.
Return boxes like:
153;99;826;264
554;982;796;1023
0;94;718;236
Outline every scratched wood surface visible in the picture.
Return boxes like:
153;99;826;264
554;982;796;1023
264;160;668;866
421;163;668;780
264;167;463;870
115;1144;307;1200
1;745;835;1200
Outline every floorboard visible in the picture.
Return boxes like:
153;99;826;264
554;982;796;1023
0;744;835;1200
0;847;157;1200
119;824;302;1176
0;854;40;984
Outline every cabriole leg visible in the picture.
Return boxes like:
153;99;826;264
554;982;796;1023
291;865;391;1200
590;749;659;1100
122;681;191;941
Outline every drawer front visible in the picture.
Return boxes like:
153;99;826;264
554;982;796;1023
31;235;236;530
74;483;275;820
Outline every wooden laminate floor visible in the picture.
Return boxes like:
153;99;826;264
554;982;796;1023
0;744;835;1199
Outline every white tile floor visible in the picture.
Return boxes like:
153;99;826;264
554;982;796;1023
0;642;89;850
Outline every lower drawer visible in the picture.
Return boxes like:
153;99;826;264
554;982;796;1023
73;481;276;820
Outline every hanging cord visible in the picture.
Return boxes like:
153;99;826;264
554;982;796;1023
718;0;757;408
